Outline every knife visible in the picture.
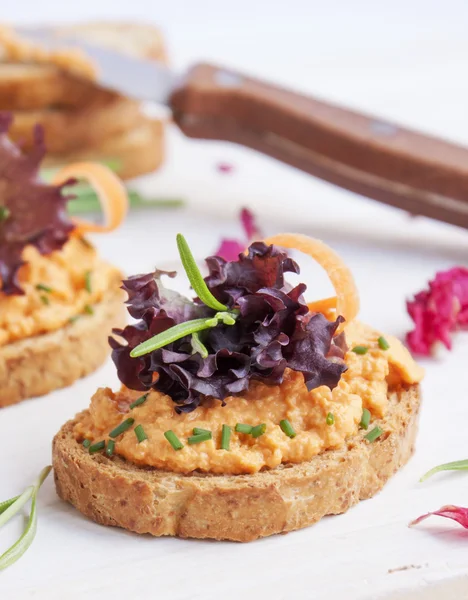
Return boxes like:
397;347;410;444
14;26;468;230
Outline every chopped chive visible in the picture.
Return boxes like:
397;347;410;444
36;283;53;293
69;315;81;324
188;431;212;444
221;425;231;450
364;426;383;443
84;304;94;315
193;427;211;435
280;419;296;438
106;440;115;457
0;206;10;221
378;336;390;350
39;295;50;305
109;418;135;438
82;439;91;448
251;424;266;438
326;412;335;426
134;425;148;443
235;423;253;434
360;408;371;430
352;345;368;355
164;430;184;450
129;393;149;409
84;270;92;293
89;440;106;454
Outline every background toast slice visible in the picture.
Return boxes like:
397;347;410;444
0;284;125;408
8;94;143;153
45;117;165;180
53;384;421;542
0;22;166;110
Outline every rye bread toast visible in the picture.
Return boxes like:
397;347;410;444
0;22;166;110
53;384;421;542
0;285;126;408
44;117;164;180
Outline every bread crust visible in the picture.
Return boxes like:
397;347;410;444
0;22;167;110
44;118;165;180
53;385;421;542
0;287;125;408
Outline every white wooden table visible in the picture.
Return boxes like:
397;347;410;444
2;1;468;598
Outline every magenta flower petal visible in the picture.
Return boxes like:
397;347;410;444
214;239;246;262
406;267;468;355
241;207;261;241
216;162;234;174
410;505;468;528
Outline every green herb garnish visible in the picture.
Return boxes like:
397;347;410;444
188;431;212;445
0;206;10;221
89;440;106;454
235;423;253;434
69;315;81;324
176;233;228;312
364;426;383;442
106;440;115;457
0;466;51;571
420;459;468;483
326;412;335;426
191;331;209;358
251;424;267;438
36;283;53;293
84;304;94;315
129;394;149;409
352;345;368;355
164;430;184;450
221;425;231;450
360;408;371;430
134;425;148;443
130;313;237;358
82;439;91;448
84;270;92;293
280;419;296;438
109;418;135;439
377;336;390;350
39;295;50;306
193;427;211;435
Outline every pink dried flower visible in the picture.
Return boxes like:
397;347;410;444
215;208;262;261
406;267;468;355
216;162;235;174
410;505;468;529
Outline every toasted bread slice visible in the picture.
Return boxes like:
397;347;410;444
53;384;421;542
8;95;142;154
0;22;166;110
0;286;126;408
44;117;165;180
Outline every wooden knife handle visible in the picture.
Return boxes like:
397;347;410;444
170;63;468;230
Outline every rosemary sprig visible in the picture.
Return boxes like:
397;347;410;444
130;312;238;358
176;233;228;312
0;466;52;571
420;459;468;482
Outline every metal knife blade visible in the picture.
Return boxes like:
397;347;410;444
14;26;178;103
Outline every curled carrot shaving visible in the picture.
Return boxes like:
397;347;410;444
52;162;129;235
263;233;360;330
307;296;337;321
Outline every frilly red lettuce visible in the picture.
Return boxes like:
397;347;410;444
111;242;347;412
0;113;75;294
406;267;468;355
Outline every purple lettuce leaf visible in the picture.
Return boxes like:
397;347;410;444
0;113;76;294
111;242;348;412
